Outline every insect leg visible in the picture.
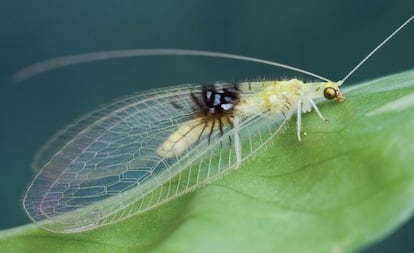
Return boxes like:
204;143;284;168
218;118;224;136
225;115;234;128
296;100;302;142
207;119;216;145
197;121;209;142
233;116;241;169
226;115;234;145
308;98;328;122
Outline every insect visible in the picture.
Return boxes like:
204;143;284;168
18;15;413;233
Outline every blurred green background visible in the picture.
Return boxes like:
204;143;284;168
0;1;413;252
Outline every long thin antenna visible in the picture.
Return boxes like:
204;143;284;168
341;14;414;84
12;49;332;83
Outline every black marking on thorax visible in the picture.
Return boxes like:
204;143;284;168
193;83;240;116
190;83;241;142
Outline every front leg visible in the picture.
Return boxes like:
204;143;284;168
308;97;328;122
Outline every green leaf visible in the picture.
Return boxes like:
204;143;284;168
1;70;414;253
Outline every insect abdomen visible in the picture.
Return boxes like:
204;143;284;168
157;118;210;158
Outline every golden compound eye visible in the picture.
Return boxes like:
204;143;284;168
323;87;337;100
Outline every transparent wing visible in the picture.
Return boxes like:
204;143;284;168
23;82;287;233
30;86;186;173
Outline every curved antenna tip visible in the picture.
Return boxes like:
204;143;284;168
11;49;332;83
341;14;414;85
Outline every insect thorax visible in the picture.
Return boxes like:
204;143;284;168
236;79;305;117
